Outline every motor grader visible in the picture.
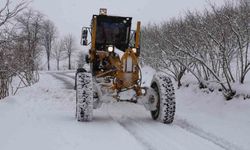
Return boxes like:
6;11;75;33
75;8;175;124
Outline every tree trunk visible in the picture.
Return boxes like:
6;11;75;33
68;55;71;70
47;55;50;71
177;67;186;88
0;72;9;99
57;59;60;70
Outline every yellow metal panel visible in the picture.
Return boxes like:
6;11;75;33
135;21;141;49
91;17;97;50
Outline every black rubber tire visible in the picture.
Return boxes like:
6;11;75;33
150;73;176;124
74;68;86;90
76;72;94;121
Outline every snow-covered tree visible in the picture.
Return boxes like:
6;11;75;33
141;0;249;100
52;39;66;70
63;34;76;70
41;19;57;71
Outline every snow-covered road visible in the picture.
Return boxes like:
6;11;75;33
0;71;249;150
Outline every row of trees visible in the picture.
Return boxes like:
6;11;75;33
141;0;250;100
0;0;77;99
48;34;76;71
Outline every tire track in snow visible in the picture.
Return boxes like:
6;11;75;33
174;117;243;150
114;120;156;150
106;110;155;150
118;114;242;150
54;72;75;80
49;73;75;89
110;114;224;150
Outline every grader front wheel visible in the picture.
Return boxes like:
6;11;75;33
150;73;176;124
76;72;94;122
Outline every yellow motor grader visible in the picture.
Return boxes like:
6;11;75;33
75;8;175;124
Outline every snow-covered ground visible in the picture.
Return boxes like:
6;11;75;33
0;67;250;150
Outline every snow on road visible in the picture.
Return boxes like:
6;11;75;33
0;73;144;150
0;69;249;150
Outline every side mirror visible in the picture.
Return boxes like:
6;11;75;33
81;28;88;45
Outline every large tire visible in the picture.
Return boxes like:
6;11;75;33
76;72;94;121
150;73;176;124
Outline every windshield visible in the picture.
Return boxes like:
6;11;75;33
95;16;132;51
97;22;126;44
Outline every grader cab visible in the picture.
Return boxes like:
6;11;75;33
75;8;176;124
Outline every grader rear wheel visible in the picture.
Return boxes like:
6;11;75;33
150;73;176;124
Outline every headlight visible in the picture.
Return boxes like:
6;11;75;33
132;48;137;53
108;46;114;52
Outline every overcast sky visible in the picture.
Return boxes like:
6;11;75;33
29;0;225;49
